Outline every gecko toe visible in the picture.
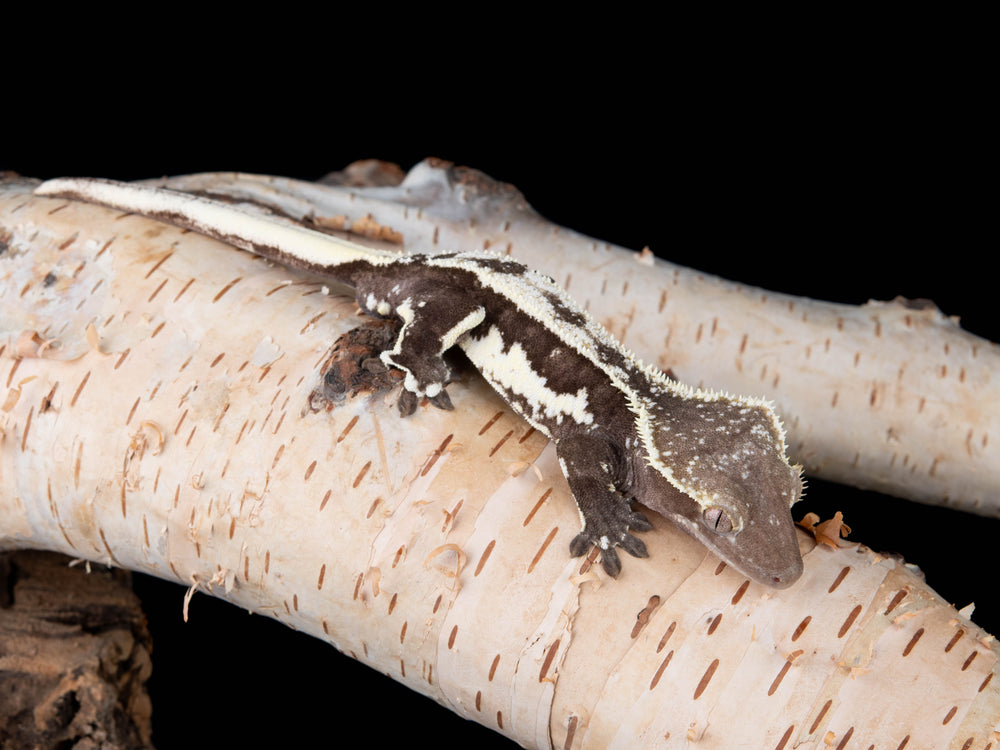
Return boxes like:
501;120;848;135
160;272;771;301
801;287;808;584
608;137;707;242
620;534;649;559
428;389;454;411
362;356;389;374
629;512;653;533
569;532;592;559
568;498;653;576
397;390;418;417
569;533;638;576
396;383;453;416
600;548;623;578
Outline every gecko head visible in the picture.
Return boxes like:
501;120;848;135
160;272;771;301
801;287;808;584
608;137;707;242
636;390;804;588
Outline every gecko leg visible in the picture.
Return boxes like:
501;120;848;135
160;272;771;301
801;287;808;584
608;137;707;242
377;294;486;416
557;435;653;577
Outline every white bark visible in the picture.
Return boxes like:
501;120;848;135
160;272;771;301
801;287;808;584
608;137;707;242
3;173;1000;748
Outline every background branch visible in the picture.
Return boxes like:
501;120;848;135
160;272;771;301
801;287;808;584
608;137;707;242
3;165;998;747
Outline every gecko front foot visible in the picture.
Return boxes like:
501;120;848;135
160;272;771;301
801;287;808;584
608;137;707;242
569;506;653;577
557;434;653;577
396;385;455;417
382;350;455;415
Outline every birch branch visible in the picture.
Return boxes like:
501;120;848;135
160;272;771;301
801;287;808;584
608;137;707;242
2;175;999;748
141;160;1000;517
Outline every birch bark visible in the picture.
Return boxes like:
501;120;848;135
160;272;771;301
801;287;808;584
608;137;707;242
2;169;998;748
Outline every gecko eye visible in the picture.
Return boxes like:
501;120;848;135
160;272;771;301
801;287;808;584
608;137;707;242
703;507;735;534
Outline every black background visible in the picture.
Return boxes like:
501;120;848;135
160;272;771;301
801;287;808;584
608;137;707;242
4;30;992;748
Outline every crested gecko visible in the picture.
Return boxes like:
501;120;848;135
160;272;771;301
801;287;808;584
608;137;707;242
34;177;805;587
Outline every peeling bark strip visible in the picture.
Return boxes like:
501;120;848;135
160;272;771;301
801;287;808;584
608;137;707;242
5;170;1000;748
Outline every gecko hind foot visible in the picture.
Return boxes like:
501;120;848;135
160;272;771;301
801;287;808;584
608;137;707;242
361;356;389;374
316;319;403;407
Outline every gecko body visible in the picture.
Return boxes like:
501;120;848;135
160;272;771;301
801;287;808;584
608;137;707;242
34;177;804;587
